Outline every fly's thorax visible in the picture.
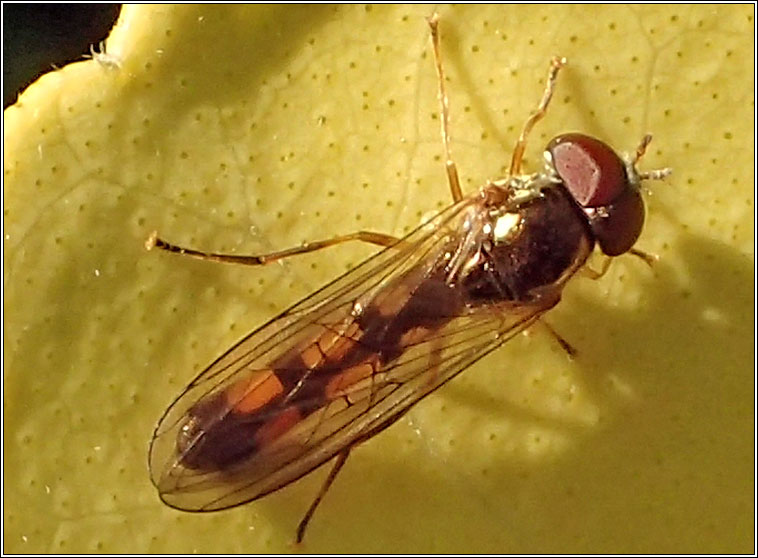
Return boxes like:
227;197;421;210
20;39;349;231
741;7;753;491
450;179;594;305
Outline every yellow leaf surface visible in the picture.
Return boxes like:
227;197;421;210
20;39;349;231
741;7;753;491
4;5;753;553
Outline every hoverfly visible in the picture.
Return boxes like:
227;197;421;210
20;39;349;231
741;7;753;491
147;14;671;543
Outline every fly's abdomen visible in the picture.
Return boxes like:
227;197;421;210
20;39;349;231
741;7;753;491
176;269;463;473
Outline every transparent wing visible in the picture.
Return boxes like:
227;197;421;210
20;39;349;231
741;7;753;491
149;195;554;512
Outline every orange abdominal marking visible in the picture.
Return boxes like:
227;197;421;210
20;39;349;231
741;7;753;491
325;361;376;399
300;343;324;370
254;406;302;446
321;322;361;364
227;371;284;414
373;283;412;317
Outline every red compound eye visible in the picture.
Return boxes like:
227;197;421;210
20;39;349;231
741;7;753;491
547;133;628;207
548;133;647;256
587;187;645;256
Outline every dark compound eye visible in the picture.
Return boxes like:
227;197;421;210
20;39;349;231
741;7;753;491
586;187;645;256
547;133;627;207
547;133;646;256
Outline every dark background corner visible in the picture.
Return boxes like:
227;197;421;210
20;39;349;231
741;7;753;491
3;4;122;108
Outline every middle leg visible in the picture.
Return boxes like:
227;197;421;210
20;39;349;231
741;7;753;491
145;230;400;266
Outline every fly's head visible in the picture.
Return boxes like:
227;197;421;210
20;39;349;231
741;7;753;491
545;133;670;257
